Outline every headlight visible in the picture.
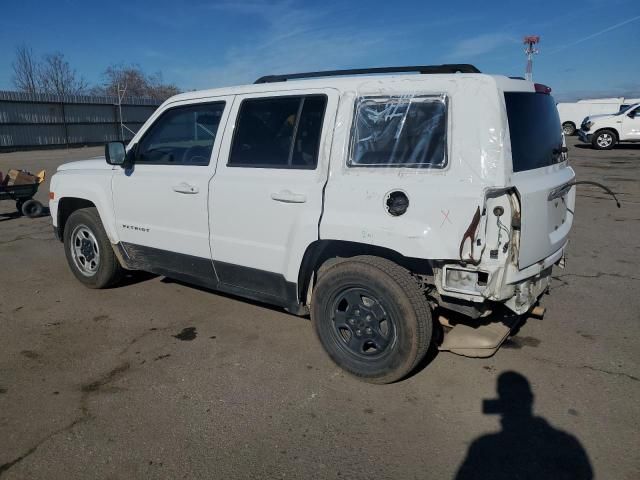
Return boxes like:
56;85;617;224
443;267;488;295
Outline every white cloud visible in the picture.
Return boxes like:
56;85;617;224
447;33;519;59
174;0;389;89
158;1;489;90
547;15;640;54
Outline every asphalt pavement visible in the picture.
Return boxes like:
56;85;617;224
0;138;638;479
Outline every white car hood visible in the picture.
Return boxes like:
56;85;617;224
585;113;614;122
57;157;110;172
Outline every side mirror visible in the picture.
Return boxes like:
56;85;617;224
628;110;637;119
105;142;127;166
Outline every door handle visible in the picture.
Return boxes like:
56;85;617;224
172;182;199;194
270;190;307;203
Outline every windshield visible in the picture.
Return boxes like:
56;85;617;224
505;92;563;173
616;103;639;115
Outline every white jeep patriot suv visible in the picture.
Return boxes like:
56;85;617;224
49;65;575;383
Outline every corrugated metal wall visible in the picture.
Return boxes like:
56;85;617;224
0;91;161;151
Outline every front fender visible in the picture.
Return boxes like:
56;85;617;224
50;170;118;243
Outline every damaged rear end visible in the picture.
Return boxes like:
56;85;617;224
434;82;575;353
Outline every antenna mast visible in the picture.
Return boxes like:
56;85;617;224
523;35;540;82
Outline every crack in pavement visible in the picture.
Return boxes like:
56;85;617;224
0;325;180;476
581;365;639;383
0;232;53;245
79;362;131;418
0;418;85;478
118;325;174;358
577;194;640;205
0;361;131;477
554;271;640;282
528;355;638;383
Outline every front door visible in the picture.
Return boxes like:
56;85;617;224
112;97;232;280
621;105;640;141
209;89;337;302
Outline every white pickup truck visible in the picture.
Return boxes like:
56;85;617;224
49;65;575;383
557;97;639;136
578;103;640;149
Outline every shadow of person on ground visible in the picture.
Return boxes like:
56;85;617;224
455;371;593;480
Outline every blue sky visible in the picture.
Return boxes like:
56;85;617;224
0;0;638;101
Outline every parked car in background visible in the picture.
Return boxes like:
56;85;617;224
557;97;640;136
49;65;574;383
579;102;640;149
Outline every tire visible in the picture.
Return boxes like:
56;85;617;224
311;255;432;384
21;199;43;218
592;129;616;150
562;122;576;136
63;207;123;288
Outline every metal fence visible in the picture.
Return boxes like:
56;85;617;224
0;90;161;151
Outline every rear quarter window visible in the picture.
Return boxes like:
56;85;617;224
505;92;563;172
349;95;447;168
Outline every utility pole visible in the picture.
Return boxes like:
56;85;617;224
116;83;136;141
523;35;540;82
117;83;126;141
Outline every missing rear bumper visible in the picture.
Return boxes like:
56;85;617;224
504;267;552;315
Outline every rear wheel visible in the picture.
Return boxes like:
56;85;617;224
311;255;432;384
592;129;616;150
63;207;123;288
562;122;576;136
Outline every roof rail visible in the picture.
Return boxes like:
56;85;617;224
254;64;481;84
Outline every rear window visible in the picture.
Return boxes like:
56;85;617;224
505;92;562;172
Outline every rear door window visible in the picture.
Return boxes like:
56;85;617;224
505;92;563;172
349;95;447;168
228;95;327;169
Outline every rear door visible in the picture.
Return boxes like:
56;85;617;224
209;89;337;300
504;90;576;268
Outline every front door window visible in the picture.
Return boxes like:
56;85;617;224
136;102;226;166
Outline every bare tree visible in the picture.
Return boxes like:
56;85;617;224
96;63;180;101
146;71;181;101
96;64;144;97
12;45;40;93
10;46;179;100
11;47;87;96
38;53;88;96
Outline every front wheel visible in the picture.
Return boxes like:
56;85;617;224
592;130;616;150
63;207;123;288
311;256;432;384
